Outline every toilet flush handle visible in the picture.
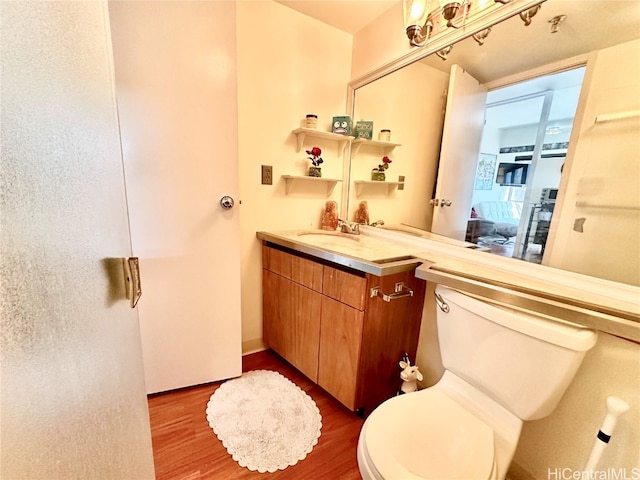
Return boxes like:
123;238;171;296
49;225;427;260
435;291;450;313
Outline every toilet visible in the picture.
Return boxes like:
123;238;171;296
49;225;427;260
357;285;598;480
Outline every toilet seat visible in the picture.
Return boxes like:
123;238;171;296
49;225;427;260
361;388;496;479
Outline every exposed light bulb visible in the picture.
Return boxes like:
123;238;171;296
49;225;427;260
410;1;426;21
404;0;431;26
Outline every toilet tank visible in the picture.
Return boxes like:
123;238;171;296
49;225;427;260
435;285;597;421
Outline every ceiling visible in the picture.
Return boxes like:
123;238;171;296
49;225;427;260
274;0;398;34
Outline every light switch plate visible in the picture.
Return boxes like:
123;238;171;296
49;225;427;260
398;175;405;190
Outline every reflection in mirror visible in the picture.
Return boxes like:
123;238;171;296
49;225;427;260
349;60;448;231
347;0;640;286
465;66;585;262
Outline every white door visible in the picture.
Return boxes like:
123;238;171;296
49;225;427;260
431;65;488;240
1;2;155;478
109;2;242;393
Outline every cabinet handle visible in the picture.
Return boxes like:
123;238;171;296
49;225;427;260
370;282;414;302
123;257;141;308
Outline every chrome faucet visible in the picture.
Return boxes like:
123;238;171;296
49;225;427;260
338;219;360;235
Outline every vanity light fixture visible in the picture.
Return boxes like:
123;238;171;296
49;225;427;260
519;4;541;25
403;0;434;47
441;0;471;28
548;14;566;33
436;45;453;60
403;0;470;47
403;0;542;48
472;27;491;45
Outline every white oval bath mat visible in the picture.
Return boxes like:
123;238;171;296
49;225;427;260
206;370;322;473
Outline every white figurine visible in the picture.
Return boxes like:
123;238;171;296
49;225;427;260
398;360;423;394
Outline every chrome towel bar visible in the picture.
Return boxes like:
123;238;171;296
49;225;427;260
370;282;414;302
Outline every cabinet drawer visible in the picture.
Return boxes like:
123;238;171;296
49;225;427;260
262;245;323;292
323;265;366;310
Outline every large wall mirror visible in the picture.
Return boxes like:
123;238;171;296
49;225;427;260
346;0;640;287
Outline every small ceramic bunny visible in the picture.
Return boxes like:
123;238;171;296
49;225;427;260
398;360;423;394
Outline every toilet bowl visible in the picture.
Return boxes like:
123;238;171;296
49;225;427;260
357;285;597;480
358;386;499;480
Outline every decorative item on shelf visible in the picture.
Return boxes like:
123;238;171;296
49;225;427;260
378;129;391;141
321;200;339;230
371;155;392;181
331;115;352;135
355;120;374;140
306;146;323;177
371;170;386;181
354;201;370;225
305;114;318;129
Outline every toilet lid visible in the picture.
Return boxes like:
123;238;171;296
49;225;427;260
363;388;495;480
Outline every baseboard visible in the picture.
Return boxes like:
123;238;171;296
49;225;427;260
242;338;267;356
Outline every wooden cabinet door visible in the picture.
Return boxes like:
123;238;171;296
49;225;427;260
318;296;364;410
263;269;321;381
322;265;367;310
358;271;426;416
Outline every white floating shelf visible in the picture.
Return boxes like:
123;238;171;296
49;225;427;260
351;138;401;156
282;175;342;196
354;180;404;197
292;128;354;155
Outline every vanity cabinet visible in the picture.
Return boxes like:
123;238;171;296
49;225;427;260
262;243;426;416
262;246;323;381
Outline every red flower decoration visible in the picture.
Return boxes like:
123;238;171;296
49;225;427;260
306;147;324;167
306;147;322;157
377;156;392;171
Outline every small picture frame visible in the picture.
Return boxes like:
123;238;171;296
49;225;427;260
474;153;497;190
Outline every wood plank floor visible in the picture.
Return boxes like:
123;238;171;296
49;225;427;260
148;349;365;479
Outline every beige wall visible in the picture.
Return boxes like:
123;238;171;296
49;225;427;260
351;2;412;79
512;333;640;477
237;1;353;353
